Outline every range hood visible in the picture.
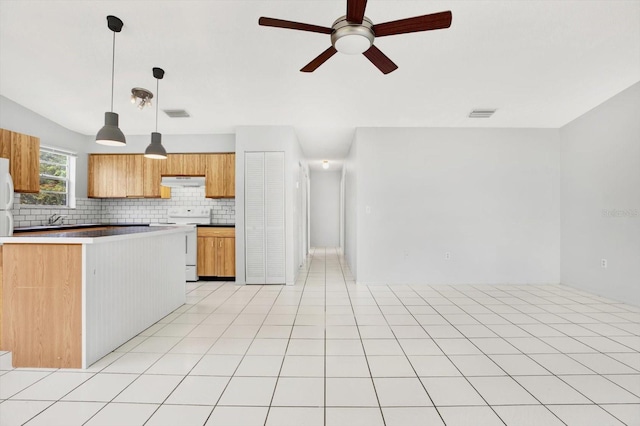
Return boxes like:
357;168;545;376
161;176;205;188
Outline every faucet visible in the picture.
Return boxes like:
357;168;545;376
48;214;67;225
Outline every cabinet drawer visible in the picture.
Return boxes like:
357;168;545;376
197;227;235;238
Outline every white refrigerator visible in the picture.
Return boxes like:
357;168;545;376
0;158;15;236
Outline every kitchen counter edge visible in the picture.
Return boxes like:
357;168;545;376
0;226;189;245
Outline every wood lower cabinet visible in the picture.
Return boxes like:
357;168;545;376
197;227;235;277
0;128;40;193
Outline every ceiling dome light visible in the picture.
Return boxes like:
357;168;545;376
96;15;126;146
322;160;330;169
144;67;167;160
334;34;371;54
331;16;374;55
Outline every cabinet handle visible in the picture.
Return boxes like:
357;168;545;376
219;240;222;248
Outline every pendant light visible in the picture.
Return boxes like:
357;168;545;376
96;15;126;146
144;67;167;159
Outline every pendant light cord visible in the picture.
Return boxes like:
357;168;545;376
110;31;116;112
155;78;159;132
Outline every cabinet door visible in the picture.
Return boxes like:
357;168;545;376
143;156;165;197
165;154;184;175
197;236;215;276
217;237;235;277
205;154;224;198
0;129;12;159
223;153;235;198
8;131;40;193
126;155;144;197
183;154;205;176
88;154;127;198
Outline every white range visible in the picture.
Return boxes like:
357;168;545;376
152;207;211;281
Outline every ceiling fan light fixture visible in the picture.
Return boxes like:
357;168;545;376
334;34;372;54
331;16;374;55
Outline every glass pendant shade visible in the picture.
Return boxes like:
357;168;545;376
96;112;126;146
144;132;167;159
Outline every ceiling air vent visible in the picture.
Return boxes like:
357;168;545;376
469;109;496;118
163;109;190;118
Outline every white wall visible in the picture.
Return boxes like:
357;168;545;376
310;170;341;247
1;95;90;197
350;127;562;285
344;137;359;276
87;133;235;155
235;126;305;286
1;95;235;199
560;82;640;305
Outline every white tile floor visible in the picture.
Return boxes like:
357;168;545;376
1;247;639;425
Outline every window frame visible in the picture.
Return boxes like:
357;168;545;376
20;146;76;208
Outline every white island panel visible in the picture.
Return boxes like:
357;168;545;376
83;231;186;367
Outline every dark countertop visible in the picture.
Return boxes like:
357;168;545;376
14;223;235;234
14;223;104;233
14;223;152;233
14;226;175;239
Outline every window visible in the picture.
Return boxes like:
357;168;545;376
20;147;76;207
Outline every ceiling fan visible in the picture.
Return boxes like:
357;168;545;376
258;0;452;74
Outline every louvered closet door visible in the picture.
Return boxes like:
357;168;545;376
245;152;266;283
265;152;285;284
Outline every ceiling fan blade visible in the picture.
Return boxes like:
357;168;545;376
300;46;338;72
346;0;367;24
259;17;333;34
373;11;452;37
363;45;398;74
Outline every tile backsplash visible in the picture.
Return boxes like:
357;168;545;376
11;187;235;228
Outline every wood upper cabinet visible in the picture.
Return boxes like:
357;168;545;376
197;227;235;277
165;154;205;176
143;156;166;198
183;154;206;175
88;154;128;198
89;154;170;198
224;153;235;197
88;152;234;199
0;128;40;193
205;153;235;198
126;155;144;197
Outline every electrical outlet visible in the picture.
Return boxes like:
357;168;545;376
366;206;371;215
445;252;451;260
601;259;608;268
403;251;409;260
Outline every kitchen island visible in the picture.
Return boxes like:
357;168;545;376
0;226;187;369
